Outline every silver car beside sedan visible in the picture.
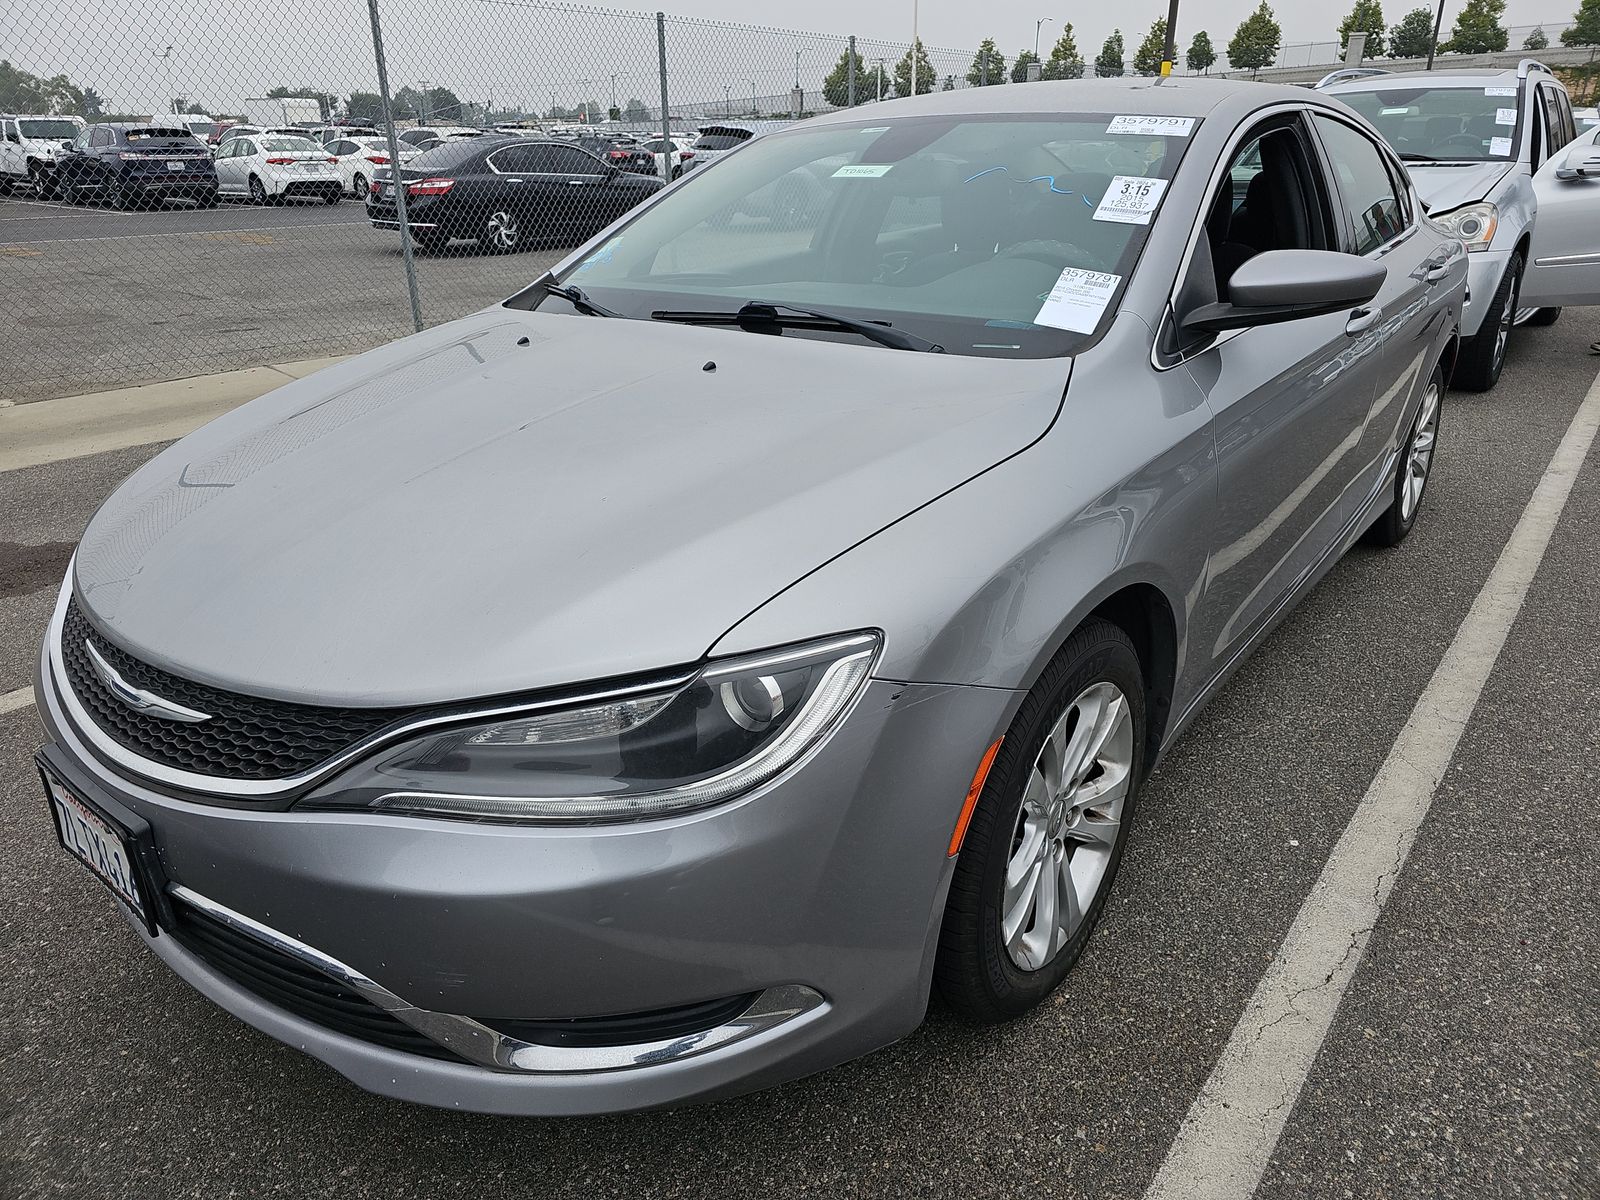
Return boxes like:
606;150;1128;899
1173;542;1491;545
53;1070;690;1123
43;77;1548;1116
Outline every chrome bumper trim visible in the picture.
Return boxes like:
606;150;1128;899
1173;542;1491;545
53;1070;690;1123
169;884;825;1074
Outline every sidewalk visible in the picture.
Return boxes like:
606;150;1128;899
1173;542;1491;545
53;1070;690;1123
0;356;346;474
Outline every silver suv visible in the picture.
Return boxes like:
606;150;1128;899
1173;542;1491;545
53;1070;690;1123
1327;61;1600;390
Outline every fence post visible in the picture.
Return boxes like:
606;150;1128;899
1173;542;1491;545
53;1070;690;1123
364;0;423;333
657;12;673;184
848;35;857;106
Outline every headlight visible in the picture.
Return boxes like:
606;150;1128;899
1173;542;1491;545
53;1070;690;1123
1431;201;1498;252
299;632;879;824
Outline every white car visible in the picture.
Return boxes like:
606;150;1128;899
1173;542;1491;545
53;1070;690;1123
324;135;417;197
680;124;757;172
397;126;488;150
0;114;86;197
311;125;381;145
1577;107;1599;133
217;124;266;144
212;134;342;204
638;135;696;179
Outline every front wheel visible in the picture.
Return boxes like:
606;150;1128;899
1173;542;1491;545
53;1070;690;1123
1364;363;1442;547
28;162;54;199
1454;253;1521;392
480;208;522;253
351;171;367;198
248;175;269;205
935;618;1146;1023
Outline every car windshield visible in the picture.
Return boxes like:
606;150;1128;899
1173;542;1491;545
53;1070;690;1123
261;137;320;152
550;113;1194;358
694;132;749;151
19;119;80;138
1336;85;1522;161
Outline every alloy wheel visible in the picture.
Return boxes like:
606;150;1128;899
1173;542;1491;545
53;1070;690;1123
1400;380;1440;523
352;172;366;197
486;210;519;250
1002;681;1134;971
1493;271;1519;372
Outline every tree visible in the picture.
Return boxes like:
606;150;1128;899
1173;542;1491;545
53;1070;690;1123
1132;18;1169;75
1338;0;1387;57
823;44;870;106
392;85;463;123
1011;49;1040;82
1561;0;1600;46
0;62;88;115
1389;7;1436;57
894;39;936;96
1043;25;1086;79
81;87;103;118
623;97;648;122
1095;30;1126;77
1228;2;1282;72
1523;25;1549;48
1187;30;1217;72
1442;0;1508;53
967;38;1007;86
346;91;382;121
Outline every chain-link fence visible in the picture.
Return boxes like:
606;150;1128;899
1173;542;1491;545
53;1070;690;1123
0;0;986;401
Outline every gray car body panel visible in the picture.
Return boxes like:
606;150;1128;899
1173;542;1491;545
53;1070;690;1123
41;77;1470;1113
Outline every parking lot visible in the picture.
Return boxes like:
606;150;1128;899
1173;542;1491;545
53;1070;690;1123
0;193;563;402
3;305;1596;1196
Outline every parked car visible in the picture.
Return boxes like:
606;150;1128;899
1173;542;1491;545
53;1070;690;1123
216;124;266;144
174;114;219;142
638;134;695;179
212;134;342;204
396;126;487;151
56;122;217;208
0;113;84;197
44;77;1571;1117
563;133;656;175
681;122;756;171
310;124;382;145
366;137;659;251
324;135;417;197
1324;60;1592;390
1575;106;1598;133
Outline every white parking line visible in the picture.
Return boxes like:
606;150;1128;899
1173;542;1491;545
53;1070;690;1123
1144;362;1600;1200
0;686;36;716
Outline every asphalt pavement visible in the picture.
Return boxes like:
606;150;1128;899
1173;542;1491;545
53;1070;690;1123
1;314;1597;1200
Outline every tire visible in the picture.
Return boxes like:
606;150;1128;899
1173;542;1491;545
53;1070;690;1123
1454;252;1521;392
248;175;269;205
1364;362;1442;547
28;161;52;199
935;618;1146;1023
480;208;521;254
1523;307;1561;327
351;171;367;199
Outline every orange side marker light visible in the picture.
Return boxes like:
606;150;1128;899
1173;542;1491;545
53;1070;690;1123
947;737;1004;858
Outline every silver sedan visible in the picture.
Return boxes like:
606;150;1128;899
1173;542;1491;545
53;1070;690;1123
42;77;1534;1116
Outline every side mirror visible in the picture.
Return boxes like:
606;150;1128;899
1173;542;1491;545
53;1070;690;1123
1555;143;1600;180
1181;249;1386;335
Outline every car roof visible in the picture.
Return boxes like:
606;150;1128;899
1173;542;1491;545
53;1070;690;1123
802;76;1336;127
1325;66;1547;92
99;121;195;132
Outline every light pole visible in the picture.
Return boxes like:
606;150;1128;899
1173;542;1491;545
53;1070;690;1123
151;44;176;115
874;58;888;102
1160;0;1179;77
748;79;756;116
1035;18;1053;59
912;0;920;96
610;73;618;119
1426;0;1446;70
724;84;731;117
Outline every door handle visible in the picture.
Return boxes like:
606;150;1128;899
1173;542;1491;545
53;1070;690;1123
1345;306;1383;336
1423;261;1451;284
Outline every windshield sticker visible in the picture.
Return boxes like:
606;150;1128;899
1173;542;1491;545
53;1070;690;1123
1093;176;1169;225
1034;267;1122;334
1489;136;1513;157
1495;107;1517;125
1106;115;1195;137
1380;107;1410;115
1484;86;1517;96
574;237;620;271
859;126;890;134
833;163;893;178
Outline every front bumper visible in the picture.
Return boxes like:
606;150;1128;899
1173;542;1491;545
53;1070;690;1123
34;627;1015;1114
1462;248;1511;337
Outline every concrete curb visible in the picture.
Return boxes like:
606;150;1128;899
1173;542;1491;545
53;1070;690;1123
0;356;347;474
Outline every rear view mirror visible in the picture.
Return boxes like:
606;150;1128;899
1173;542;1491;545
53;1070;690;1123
1182;249;1386;334
1555;144;1600;180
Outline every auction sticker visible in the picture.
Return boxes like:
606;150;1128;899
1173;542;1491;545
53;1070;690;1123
1106;115;1195;137
1489;136;1512;157
1094;176;1169;225
1495;107;1516;125
1034;267;1121;333
1484;85;1517;96
832;163;893;178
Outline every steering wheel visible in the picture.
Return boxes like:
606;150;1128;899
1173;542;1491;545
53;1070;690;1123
1002;241;1111;275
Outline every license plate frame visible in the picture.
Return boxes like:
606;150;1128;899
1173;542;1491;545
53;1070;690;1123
38;753;167;936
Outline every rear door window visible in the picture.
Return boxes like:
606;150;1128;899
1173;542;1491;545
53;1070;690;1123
547;146;606;176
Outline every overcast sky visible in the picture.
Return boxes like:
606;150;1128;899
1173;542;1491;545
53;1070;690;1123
2;0;1579;115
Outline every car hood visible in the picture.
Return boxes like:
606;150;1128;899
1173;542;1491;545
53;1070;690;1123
1407;160;1514;214
73;308;1068;706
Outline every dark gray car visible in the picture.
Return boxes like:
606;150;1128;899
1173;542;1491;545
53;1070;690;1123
36;78;1469;1115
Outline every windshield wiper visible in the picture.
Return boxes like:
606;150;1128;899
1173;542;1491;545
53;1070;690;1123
1397;152;1475;165
543;281;620;318
650;301;944;353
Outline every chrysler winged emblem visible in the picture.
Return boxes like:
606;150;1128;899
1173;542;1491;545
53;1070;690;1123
83;640;212;724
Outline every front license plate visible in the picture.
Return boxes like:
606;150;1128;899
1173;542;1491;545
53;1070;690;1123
42;764;154;929
167;160;185;170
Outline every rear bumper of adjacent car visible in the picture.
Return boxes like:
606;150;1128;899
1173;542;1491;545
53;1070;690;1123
34;622;1014;1114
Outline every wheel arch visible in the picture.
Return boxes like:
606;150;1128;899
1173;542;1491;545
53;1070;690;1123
1084;582;1179;774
